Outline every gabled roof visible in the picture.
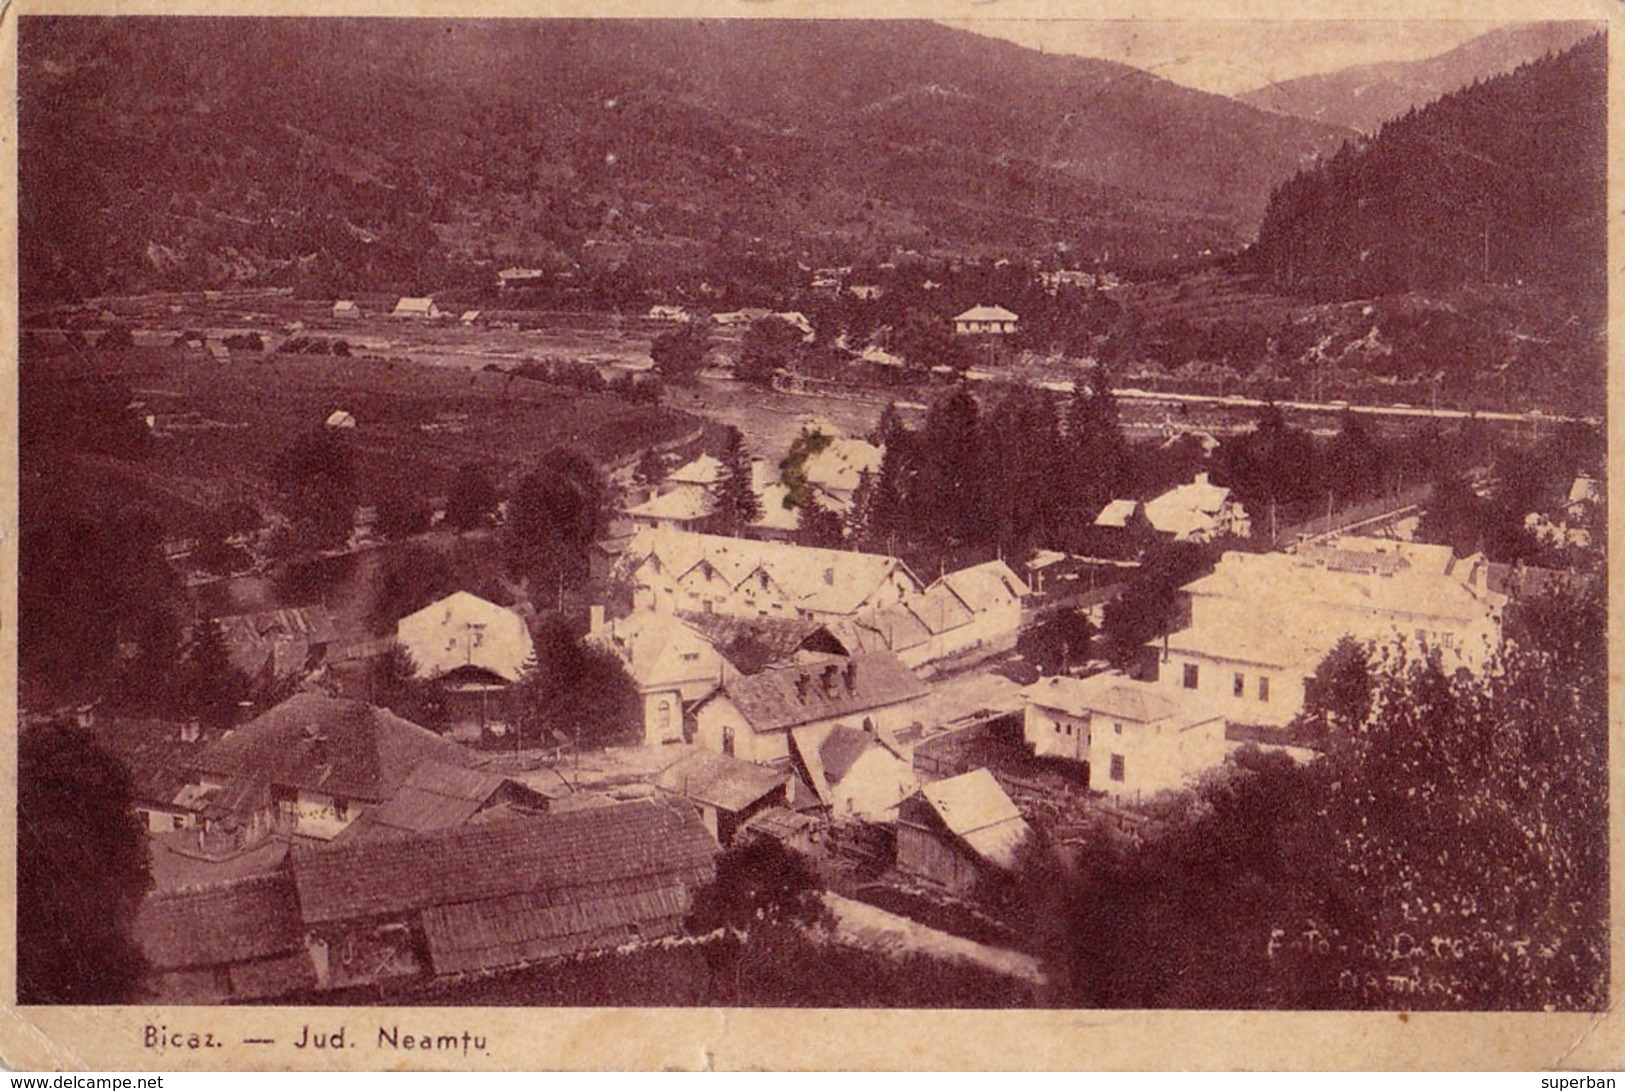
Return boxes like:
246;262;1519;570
712;652;927;735
654;750;787;813
193;694;476;803
332;761;542;845
392;296;437;314
396;591;534;684
668;453;726;487
792;722;901;805
917;769;1029;870
1094;499;1141;528
593;611;721;689
290;801;716;926
624;485;716;524
136;872;306;972
619;527;921;617
954;304;1019;323
802;438;884;496
935;560;1028;614
677;612;847;672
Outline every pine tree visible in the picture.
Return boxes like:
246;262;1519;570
713;426;762;534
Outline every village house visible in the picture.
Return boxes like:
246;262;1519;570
653;749;789;844
1021;674;1228;803
647;304;692;322
186;694;479;845
91;716;219;835
396;591;535;739
821;559;1028;672
624;486;717;533
331;300;361;320
952;304;1019;336
135;871;316;1004
748;460;802;541
798;434;884;512
214;605;339;691
390;296;441;320
617;527;924;624
331;760;555;844
1154;538;1507;725
289;801;717;988
692;652;929;765
587;608;725;747
325;408;357;430
789;722;916;821
496;267;547;291
1132;472;1252;542
896;769;1030;896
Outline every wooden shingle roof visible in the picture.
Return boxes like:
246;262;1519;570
715;652;927;735
290;800;717;926
192;695;475;804
136;871;305;972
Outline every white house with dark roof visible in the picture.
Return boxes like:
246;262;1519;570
692;652;929;765
1021;673;1227;802
953;304;1019;336
396;592;534;685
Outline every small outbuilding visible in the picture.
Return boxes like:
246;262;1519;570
896;769;1029;895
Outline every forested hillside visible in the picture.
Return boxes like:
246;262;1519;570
1244;35;1605;303
19;18;1348;303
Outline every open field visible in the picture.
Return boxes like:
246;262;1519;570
31;345;703;530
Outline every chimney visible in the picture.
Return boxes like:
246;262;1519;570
795;673;811;703
822;664;840;697
589;605;606;637
1195;472;1210;487
843;660;858;692
824;567;835;587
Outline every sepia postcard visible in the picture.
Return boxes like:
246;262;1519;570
1;0;1622;1072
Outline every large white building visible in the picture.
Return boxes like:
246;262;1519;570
1154;538;1506;725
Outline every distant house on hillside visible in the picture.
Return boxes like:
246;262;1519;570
953;305;1018;336
624;486;717;533
497;268;546;291
647;304;692;323
391;297;441;320
459;310;482;326
324;409;357;430
896;769;1030;895
331;300;361;320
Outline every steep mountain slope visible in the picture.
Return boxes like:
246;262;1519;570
19;18;1349;302
1237;36;1605;411
1238;21;1599;133
1244;35;1604;300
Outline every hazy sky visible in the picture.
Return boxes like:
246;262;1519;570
946;20;1512;95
